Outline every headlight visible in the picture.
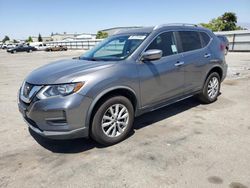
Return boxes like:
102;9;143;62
37;82;84;99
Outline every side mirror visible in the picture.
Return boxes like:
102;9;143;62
141;49;162;61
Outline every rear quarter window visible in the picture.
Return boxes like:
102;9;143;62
200;32;211;47
178;31;202;52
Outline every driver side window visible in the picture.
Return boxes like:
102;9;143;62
146;31;178;57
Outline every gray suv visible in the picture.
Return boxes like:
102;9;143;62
18;24;228;145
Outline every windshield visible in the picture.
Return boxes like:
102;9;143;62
80;34;148;61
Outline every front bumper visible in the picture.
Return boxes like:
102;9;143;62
18;92;93;139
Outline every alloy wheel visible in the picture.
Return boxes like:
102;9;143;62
101;104;129;137
207;77;219;99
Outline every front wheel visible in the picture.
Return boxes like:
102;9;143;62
91;96;134;146
198;72;221;104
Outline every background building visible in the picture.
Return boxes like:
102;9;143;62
30;32;96;42
51;32;96;41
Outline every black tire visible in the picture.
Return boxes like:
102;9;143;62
91;96;134;146
198;72;221;104
225;47;228;55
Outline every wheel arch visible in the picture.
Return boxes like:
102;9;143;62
85;86;138;132
204;66;223;83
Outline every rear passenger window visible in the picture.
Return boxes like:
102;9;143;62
200;32;211;47
179;31;202;52
146;32;178;57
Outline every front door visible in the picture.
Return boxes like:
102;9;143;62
138;31;185;108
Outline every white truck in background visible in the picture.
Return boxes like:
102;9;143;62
29;42;47;51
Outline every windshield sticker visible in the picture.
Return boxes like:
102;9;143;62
128;35;146;40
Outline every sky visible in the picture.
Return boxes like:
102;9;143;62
0;0;250;40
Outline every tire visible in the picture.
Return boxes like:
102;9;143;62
12;50;16;54
225;47;228;55
198;72;221;104
28;49;32;53
91;96;134;146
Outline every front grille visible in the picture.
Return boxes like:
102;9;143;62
20;82;42;103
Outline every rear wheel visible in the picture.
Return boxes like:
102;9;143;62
198;72;221;104
91;96;134;146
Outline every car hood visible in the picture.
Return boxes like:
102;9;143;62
25;59;116;85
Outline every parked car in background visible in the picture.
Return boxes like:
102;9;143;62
34;43;47;51
2;44;16;49
217;35;229;55
18;24;227;145
45;45;67;51
7;44;37;53
2;44;8;49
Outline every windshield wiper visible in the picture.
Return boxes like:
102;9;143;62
79;57;98;61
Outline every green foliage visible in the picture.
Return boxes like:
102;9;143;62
200;12;243;31
2;35;10;43
26;36;33;43
38;33;43;42
13;39;18;43
96;31;108;39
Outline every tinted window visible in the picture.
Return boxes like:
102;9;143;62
179;31;202;52
200;32;211;46
146;32;178;57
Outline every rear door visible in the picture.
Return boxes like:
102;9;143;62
138;31;185;107
176;30;212;94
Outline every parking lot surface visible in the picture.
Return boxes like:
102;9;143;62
0;50;250;188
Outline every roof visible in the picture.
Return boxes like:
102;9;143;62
101;26;142;32
115;27;154;35
115;23;209;35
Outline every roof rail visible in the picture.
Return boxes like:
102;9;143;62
153;23;200;30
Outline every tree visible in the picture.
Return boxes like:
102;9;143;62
13;39;19;43
221;12;237;31
96;31;108;39
2;36;10;43
200;12;242;31
26;36;33;43
38;33;43;42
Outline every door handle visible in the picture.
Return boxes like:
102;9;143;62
175;61;184;67
204;53;211;58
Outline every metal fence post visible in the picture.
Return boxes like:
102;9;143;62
232;34;236;51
